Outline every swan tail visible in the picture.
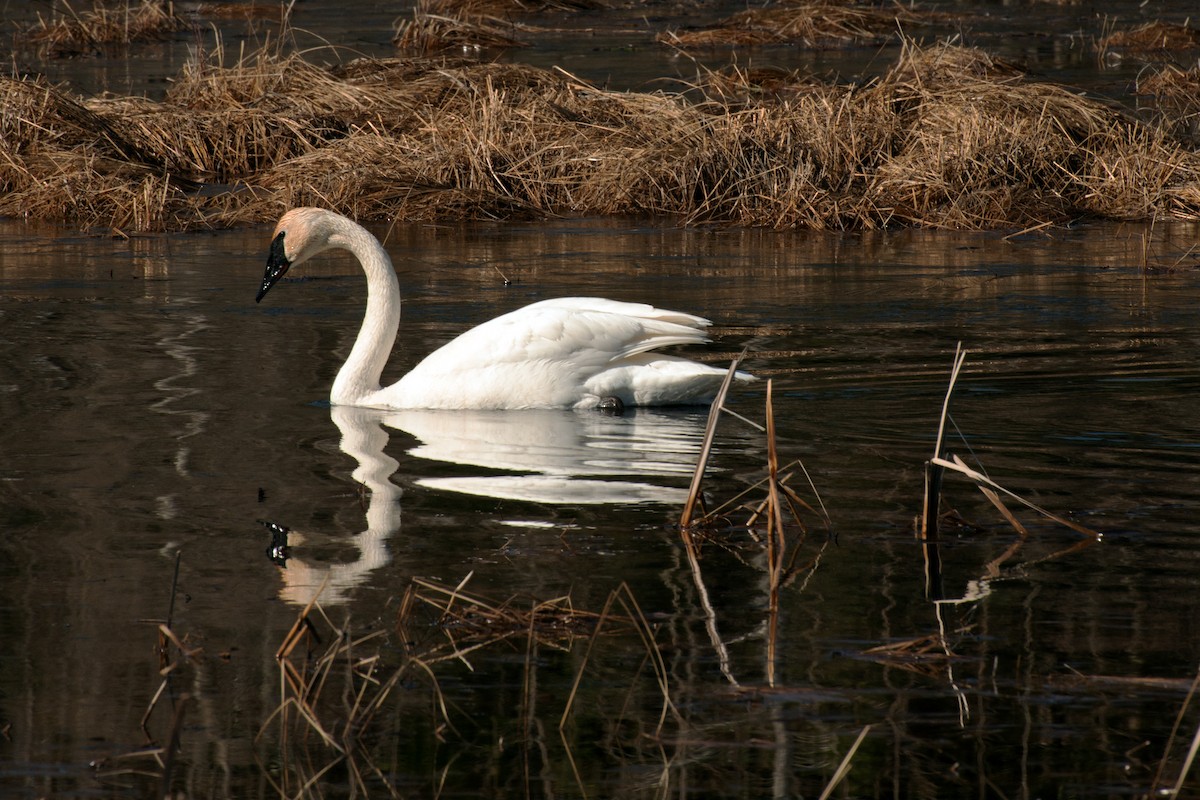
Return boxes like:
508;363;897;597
582;355;754;408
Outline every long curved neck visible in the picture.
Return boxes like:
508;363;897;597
329;221;401;406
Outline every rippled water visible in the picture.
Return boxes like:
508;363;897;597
4;214;1200;798
5;0;1200;797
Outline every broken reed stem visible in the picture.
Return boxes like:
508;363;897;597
680;355;744;528
793;457;832;531
920;459;945;543
922;535;945;602
1150;666;1200;793
680;526;740;687
158;694;191;799
932;454;1101;540
765;378;782;688
559;583;679;734
140;678;169;737
922;343;968;541
165;550;181;628
616;584;679;731
521;612;539;792
934;343;968;458
976;485;1029;537
1170;725;1200;799
817;724;872;800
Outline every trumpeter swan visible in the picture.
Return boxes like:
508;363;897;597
255;207;752;410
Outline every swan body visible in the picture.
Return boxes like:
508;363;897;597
256;208;753;410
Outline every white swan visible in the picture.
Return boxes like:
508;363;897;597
256;208;753;410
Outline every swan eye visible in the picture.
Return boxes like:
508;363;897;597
256;231;292;303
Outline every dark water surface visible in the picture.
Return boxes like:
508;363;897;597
4;215;1200;798
4;0;1200;797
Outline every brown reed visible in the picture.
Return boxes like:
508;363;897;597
658;0;921;49
3;36;1200;231
1097;20;1200;58
393;11;532;52
1138;64;1200;144
17;0;194;57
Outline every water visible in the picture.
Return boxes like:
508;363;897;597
3;214;1200;798
5;0;1200;797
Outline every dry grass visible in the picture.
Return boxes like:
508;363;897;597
397;575;641;661
17;0;194;58
658;0;924;49
420;0;605;13
3;36;1200;232
257;574;675;794
393;0;606;53
192;2;284;21
865;41;1200;227
690;64;833;107
1098;20;1200;59
393;11;532;52
88;95;322;182
0;74;195;231
1138;65;1200;144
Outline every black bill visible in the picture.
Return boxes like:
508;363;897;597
256;231;291;303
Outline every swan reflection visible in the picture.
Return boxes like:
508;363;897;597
274;405;723;605
390;406;710;503
273;405;403;606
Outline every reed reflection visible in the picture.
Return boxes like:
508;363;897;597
273;405;719;605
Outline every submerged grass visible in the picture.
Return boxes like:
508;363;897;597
17;0;194;57
258;574;676;796
1097;20;1200;59
393;11;532;52
658;0;926;49
3;32;1200;232
1138;64;1200;144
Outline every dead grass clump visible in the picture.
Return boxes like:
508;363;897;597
393;11;531;52
8;37;1200;232
19;0;194;58
399;577;637;659
0;149;193;231
679;87;901;228
165;50;383;121
87;95;322;182
1075;124;1200;220
1098;20;1200;59
232;132;535;226
658;0;918;50
0;75;151;164
869;94;1081;227
191;2;285;21
393;0;609;54
691;65;833;107
1138;65;1200;143
867;40;1200;227
0;75;197;231
212;62;599;223
881;39;1025;85
419;0;604;13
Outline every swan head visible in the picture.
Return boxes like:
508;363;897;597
256;207;344;303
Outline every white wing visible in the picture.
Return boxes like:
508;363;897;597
380;297;730;409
